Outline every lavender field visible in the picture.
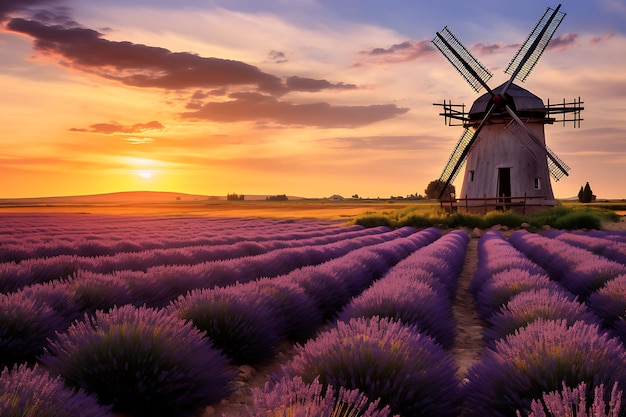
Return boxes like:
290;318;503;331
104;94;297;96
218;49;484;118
2;213;626;417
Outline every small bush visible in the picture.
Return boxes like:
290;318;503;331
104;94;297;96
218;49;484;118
464;319;626;417
553;211;602;230
445;212;485;229
484;210;527;228
272;316;461;417
169;286;285;365
250;376;396;417
355;215;393;228
40;304;234;417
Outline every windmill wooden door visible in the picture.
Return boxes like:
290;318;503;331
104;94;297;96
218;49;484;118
497;167;511;207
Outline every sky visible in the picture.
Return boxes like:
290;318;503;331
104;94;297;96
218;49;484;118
1;0;625;199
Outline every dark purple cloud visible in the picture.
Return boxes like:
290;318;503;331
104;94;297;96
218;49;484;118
356;39;436;65
7;18;287;93
70;121;164;134
546;32;579;51
181;92;408;128
0;0;59;21
285;76;357;92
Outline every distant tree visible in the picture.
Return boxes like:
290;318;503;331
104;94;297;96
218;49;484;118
425;180;456;200
227;193;244;201
578;186;584;203
266;194;288;201
581;182;594;203
352;194;360;199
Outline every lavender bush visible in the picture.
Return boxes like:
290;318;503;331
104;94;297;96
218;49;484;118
587;274;626;327
0;291;66;367
0;364;112;417
67;271;133;315
474;269;562;320
40;304;234;417
236;277;323;342
464;319;626;417
484;288;599;346
169;286;285;365
521;381;623;417
251;376;397;417
338;277;456;349
471;231;546;296
272;316;461;417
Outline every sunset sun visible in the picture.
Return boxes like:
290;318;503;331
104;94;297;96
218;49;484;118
136;170;153;179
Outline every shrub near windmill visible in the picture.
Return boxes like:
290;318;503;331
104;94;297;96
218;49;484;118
432;4;584;214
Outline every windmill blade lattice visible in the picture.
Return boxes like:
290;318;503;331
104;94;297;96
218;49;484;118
432;27;493;93
505;118;570;180
504;5;566;82
437;128;475;190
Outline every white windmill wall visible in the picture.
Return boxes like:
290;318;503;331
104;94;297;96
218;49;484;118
459;121;555;206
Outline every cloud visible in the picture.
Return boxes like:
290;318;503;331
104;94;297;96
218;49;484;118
319;135;443;151
356;39;436;65
546;32;579;51
125;137;155;145
181;92;409;128
7;17;288;94
285;76;357;92
70;120;164;134
268;50;288;63
0;0;60;21
472;42;518;56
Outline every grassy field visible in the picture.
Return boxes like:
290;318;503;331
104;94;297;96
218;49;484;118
1;196;624;230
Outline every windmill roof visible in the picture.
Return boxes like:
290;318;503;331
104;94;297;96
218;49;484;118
469;82;546;118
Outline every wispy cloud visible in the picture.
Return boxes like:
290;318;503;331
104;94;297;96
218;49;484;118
181;92;408;128
70;121;164;134
355;39;436;65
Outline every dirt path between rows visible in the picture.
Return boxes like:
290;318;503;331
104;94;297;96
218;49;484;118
450;235;484;382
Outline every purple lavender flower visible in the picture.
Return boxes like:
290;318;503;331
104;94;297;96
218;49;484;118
338;277;456;349
465;319;626;417
484;288;599;346
0;364;112;417
40;304;234;417
474;268;562;320
522;381;623;417
251;376;397;417
273;316;461;417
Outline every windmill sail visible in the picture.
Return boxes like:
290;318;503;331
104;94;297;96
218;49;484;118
432;27;493;93
505;5;565;82
505;118;570;180
437;128;475;192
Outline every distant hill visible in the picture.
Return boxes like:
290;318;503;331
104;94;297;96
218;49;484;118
0;191;304;204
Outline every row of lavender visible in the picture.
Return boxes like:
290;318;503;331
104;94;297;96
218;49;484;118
2;214;451;416
466;230;626;417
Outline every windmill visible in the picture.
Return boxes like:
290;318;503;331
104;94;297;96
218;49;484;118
432;3;583;212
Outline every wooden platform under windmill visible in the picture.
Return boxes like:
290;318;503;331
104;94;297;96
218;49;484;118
431;3;583;214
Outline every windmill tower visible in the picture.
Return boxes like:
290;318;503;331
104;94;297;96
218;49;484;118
432;4;583;212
